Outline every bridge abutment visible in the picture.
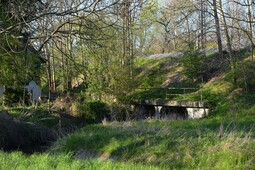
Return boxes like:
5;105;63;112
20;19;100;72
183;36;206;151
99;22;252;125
186;108;209;119
154;106;162;119
134;100;209;120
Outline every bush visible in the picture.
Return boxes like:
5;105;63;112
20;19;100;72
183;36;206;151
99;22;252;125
108;102;128;121
182;51;206;83
4;87;29;106
225;61;255;91
87;101;109;123
70;101;108;124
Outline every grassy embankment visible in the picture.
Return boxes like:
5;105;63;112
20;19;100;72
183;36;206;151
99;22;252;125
51;118;255;169
52;52;255;169
2;116;255;169
49;68;255;169
2;52;255;169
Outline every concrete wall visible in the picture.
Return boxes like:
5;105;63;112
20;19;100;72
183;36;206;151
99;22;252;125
186;108;209;119
134;104;209;120
160;106;188;120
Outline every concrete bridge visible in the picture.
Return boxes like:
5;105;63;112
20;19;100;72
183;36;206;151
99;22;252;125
132;99;209;120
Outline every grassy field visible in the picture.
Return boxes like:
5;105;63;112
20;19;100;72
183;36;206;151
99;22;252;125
50;117;255;169
1;116;255;169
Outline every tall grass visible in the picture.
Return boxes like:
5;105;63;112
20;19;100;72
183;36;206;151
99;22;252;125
0;151;162;170
51;120;255;169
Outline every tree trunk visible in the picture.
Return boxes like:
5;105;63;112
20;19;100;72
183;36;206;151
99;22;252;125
246;0;254;61
218;0;236;82
51;42;56;92
200;0;206;52
213;0;223;57
46;45;52;102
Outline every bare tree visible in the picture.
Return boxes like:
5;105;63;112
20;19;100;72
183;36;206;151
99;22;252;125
217;0;236;82
212;0;223;56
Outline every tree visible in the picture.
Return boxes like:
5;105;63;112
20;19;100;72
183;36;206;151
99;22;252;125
233;0;254;60
153;0;198;52
212;0;223;56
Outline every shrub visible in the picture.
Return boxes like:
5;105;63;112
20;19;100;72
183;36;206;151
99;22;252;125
182;51;206;83
226;61;255;91
87;101;109;123
70;101;108;124
4;87;29;106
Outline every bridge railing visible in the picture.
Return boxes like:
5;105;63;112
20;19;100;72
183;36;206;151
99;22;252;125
137;87;203;101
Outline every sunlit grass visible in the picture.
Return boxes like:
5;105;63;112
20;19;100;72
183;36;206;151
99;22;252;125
51;119;255;169
0;151;163;170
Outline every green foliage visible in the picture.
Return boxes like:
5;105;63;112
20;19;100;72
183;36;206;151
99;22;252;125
86;101;108;123
182;52;206;83
71;102;93;121
141;72;167;88
0;36;42;87
71;101;108;124
73;15;135;103
109;66;135;103
225;60;255;91
4;87;29;106
134;57;156;67
0;35;43;105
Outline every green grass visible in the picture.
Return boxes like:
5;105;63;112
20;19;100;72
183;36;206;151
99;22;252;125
2;113;255;169
134;57;174;88
132;56;195;100
50;118;255;169
0;151;162;170
132;54;210;100
2;105;81;129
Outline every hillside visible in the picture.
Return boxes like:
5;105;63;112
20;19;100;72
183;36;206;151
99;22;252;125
43;51;255;169
132;50;255;117
2;51;255;169
1;0;255;169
